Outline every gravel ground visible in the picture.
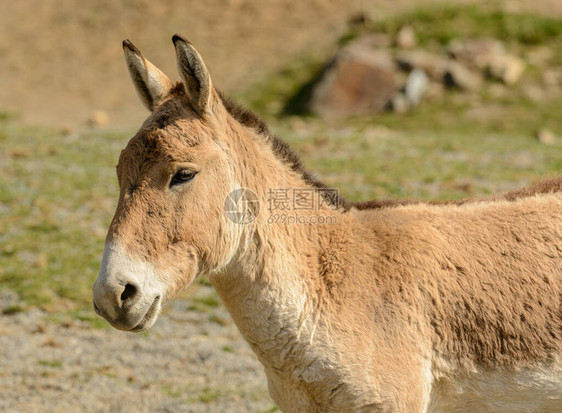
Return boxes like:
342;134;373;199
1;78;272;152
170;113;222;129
0;288;274;413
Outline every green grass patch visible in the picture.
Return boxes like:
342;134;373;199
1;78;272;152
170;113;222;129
2;304;25;315
257;406;279;413
0;110;18;122
187;293;222;314
0;125;127;311
237;53;328;116
162;384;183;398
38;359;63;368
191;294;220;308
221;345;234;353
280;119;562;202
343;4;562;47
209;313;229;326
372;92;562;138
194;387;221;403
187;292;229;325
72;309;111;329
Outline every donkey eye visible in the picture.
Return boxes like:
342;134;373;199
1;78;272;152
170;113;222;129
170;169;197;187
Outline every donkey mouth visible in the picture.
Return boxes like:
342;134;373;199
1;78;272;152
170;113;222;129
94;295;162;332
129;295;161;332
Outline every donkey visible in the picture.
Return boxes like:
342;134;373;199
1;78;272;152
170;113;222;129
93;35;562;412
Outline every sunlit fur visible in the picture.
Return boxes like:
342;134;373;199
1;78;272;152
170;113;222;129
94;36;562;412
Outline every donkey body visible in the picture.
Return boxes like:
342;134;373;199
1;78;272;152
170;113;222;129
93;36;562;412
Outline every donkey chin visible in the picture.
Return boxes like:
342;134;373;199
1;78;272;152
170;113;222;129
92;242;166;332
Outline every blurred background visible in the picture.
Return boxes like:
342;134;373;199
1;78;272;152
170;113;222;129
1;0;561;411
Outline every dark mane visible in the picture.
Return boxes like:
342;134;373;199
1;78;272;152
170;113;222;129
351;177;562;209
217;90;350;209
216;91;562;211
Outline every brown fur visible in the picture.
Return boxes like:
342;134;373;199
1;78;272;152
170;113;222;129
94;38;562;412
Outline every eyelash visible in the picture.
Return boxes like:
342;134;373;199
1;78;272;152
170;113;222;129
170;169;197;188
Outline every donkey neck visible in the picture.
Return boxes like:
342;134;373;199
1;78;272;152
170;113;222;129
211;214;328;370
208;115;355;371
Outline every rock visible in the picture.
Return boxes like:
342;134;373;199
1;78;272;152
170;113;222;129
404;69;428;106
389;93;409;114
396;50;448;81
444;61;482;91
448;38;525;85
397;51;481;91
425;81;445;101
340;42;395;68
488;54;525;85
87;110;109;127
348;33;392;49
308;46;397;118
396;26;417;49
447;38;505;70
536;129;557;145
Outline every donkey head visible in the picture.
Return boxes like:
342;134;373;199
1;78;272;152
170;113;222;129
92;36;249;331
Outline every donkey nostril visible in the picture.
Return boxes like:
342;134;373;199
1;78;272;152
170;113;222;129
121;283;138;302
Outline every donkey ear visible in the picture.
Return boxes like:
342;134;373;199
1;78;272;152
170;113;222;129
172;34;212;115
123;39;174;111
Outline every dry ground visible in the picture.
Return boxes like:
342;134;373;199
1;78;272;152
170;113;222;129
0;287;275;413
2;0;562;128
